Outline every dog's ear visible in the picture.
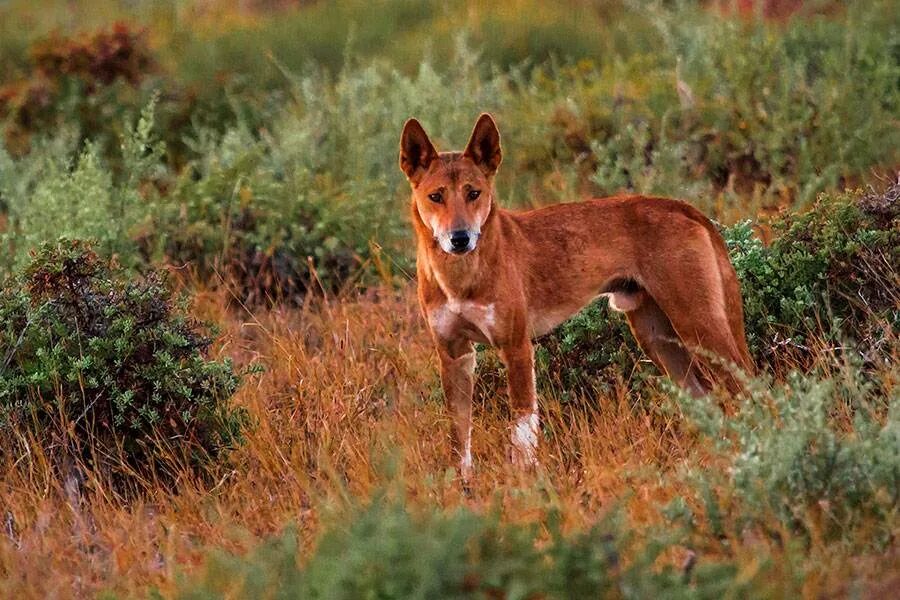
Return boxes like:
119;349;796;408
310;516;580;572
463;113;502;176
399;118;438;184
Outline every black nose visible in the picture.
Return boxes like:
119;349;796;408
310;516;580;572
449;230;470;252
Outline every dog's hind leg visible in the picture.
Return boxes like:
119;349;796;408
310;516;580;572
644;276;748;395
622;292;709;396
632;227;751;394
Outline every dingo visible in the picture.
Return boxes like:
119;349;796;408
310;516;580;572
400;114;753;482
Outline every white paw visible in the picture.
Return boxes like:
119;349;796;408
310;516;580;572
510;411;539;468
460;445;474;484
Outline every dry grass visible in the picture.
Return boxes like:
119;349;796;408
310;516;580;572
0;282;895;598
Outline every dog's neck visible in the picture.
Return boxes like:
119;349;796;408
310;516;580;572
411;198;501;301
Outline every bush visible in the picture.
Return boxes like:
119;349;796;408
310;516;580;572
674;362;899;550
646;0;899;205
175;492;787;599
0;22;156;156
0;240;248;486
485;0;899;211
160;44;504;300
0;97;165;272
727;182;899;372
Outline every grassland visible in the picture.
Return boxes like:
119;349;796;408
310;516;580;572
0;1;897;598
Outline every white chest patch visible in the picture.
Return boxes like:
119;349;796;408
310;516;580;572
428;304;457;339
429;300;496;344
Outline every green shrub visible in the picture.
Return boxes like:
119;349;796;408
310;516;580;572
174;492;787;599
160;44;504;299
0;97;165;272
591;120;711;202
727;184;899;372
0;240;248;485
674;362;899;549
647;0;900;205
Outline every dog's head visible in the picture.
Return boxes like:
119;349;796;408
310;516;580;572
399;114;502;255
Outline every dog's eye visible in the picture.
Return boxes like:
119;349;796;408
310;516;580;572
467;189;481;201
427;192;442;203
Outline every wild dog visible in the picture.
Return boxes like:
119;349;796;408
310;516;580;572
400;114;753;482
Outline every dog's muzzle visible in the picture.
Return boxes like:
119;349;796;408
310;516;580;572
436;228;479;255
449;230;471;253
442;229;480;255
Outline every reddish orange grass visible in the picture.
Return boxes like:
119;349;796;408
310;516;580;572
0;284;894;598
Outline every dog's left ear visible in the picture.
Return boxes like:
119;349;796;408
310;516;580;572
463;113;502;177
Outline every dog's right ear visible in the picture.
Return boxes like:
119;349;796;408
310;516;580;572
399;118;438;184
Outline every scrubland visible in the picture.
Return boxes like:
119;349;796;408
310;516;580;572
0;1;897;598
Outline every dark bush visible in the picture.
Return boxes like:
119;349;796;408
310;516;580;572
0;22;156;156
29;22;152;88
0;239;248;486
728;182;898;372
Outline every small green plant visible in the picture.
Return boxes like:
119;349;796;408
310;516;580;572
0;239;248;486
591;120;711;201
174;491;787;599
0;97;165;273
674;362;899;550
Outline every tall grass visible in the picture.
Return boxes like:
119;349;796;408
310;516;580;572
1;278;897;597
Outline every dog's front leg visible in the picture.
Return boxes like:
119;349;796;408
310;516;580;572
500;341;539;468
437;339;476;484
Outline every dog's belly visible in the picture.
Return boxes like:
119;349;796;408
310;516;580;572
529;291;640;338
529;306;579;338
429;290;644;345
529;293;596;338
